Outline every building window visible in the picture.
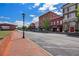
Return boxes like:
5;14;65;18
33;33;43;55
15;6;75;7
69;22;76;27
53;21;55;25
78;4;79;7
57;21;59;25
1;26;10;29
69;5;75;12
60;20;62;25
64;8;68;13
64;15;68;19
69;12;75;19
51;22;53;25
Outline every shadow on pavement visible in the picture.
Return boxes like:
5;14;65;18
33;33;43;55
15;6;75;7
66;32;79;38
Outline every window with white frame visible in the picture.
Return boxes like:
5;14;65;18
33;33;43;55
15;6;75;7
69;12;75;19
60;20;62;25
69;5;75;12
69;22;76;27
57;21;59;25
64;15;67;19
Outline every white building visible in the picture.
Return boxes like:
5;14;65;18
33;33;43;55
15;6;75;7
34;21;39;28
62;3;79;32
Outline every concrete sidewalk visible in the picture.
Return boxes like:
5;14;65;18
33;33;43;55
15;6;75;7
2;31;51;56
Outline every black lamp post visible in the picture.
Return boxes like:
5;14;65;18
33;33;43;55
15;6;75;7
22;13;25;38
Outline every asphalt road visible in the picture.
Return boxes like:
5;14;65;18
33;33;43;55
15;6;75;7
24;31;79;56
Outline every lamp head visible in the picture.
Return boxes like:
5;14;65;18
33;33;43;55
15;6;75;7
22;13;25;16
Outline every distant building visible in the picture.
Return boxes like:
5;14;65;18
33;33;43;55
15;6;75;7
62;3;79;32
34;21;39;31
29;23;35;31
34;21;39;29
0;23;16;30
39;11;63;32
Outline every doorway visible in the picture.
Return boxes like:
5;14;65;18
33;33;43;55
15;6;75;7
53;28;57;32
69;27;75;32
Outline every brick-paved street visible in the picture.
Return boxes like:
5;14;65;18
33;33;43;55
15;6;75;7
24;31;79;56
2;31;51;56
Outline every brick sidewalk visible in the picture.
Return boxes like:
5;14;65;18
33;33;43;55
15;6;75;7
2;31;51;56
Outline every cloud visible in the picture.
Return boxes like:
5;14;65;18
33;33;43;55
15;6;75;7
0;20;31;27
14;20;30;27
38;3;62;15
39;3;58;11
0;21;14;25
33;3;40;8
21;3;25;5
0;16;10;19
0;21;9;23
32;16;39;23
54;11;62;15
30;14;36;17
49;5;57;11
19;3;26;6
14;20;23;27
30;14;39;23
52;8;62;15
39;4;48;11
29;3;40;10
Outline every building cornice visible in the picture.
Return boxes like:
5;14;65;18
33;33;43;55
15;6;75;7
62;3;76;9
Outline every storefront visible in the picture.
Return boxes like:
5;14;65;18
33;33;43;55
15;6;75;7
69;22;76;32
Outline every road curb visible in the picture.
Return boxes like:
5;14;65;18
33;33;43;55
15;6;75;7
26;37;52;56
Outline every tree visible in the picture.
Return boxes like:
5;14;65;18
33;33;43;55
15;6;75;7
27;25;32;31
17;26;27;31
43;19;49;31
22;26;27;31
77;7;79;20
76;6;79;32
17;27;22;30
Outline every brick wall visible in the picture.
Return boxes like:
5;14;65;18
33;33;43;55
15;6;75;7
39;11;63;29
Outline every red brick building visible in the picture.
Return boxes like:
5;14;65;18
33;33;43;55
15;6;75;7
0;23;16;30
50;16;63;32
39;11;63;32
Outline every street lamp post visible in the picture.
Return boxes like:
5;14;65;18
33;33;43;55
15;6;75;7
22;13;25;38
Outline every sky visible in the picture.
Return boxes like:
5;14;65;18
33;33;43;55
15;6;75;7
0;3;65;27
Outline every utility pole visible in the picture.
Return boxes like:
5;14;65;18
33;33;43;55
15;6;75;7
22;13;25;38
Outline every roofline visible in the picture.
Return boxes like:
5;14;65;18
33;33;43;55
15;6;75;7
0;23;17;26
61;3;77;9
39;11;62;18
39;11;53;17
61;3;69;9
